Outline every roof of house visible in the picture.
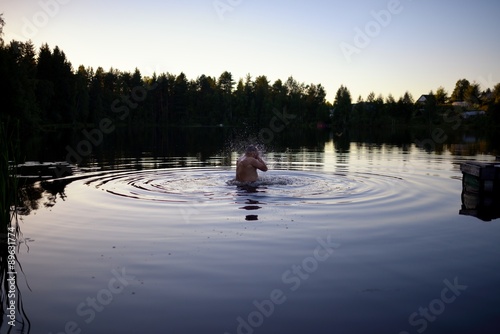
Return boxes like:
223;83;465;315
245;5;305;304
416;94;431;103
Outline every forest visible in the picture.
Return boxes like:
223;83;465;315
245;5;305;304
1;16;500;138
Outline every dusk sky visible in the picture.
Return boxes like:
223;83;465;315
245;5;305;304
3;0;500;101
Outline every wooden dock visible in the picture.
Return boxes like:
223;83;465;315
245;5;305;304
461;162;500;193
460;161;500;221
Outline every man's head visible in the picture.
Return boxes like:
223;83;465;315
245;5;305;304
245;145;258;157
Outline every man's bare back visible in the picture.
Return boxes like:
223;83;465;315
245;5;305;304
236;146;268;182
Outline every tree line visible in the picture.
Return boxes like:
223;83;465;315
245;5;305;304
1;16;499;135
0;40;330;130
332;79;500;131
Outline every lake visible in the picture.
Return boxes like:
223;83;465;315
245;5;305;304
6;127;500;334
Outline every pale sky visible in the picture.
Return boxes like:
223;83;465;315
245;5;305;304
3;0;500;102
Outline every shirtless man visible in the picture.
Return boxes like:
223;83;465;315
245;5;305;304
236;145;268;182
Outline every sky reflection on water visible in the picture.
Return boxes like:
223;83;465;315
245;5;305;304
9;140;500;334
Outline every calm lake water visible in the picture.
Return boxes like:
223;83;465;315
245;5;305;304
7;128;500;333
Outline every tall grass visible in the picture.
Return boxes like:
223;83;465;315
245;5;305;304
0;121;19;233
0;121;30;332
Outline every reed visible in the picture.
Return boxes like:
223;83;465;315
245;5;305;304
0;120;19;236
0;121;30;331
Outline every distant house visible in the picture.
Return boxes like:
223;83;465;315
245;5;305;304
416;95;431;104
415;95;433;116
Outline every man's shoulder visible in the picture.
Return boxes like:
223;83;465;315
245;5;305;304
238;156;252;164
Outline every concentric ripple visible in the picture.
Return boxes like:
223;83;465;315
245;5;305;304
78;167;420;208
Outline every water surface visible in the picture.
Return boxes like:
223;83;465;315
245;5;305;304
10;138;500;334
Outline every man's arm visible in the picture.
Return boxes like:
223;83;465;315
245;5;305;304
252;157;268;172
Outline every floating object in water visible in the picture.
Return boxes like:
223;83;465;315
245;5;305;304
460;162;500;221
460;162;500;194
